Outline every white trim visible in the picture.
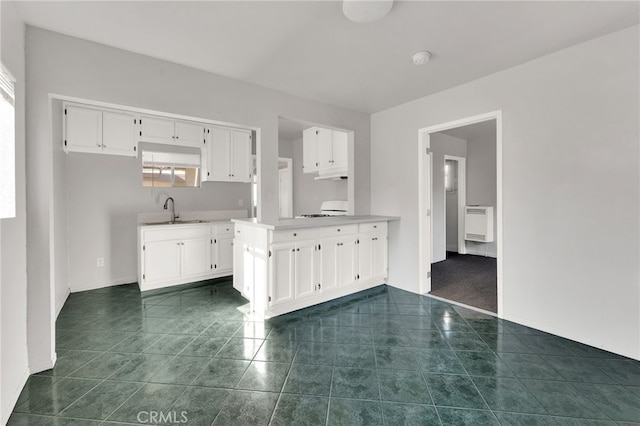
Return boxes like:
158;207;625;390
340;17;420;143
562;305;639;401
29;353;57;375
70;277;138;293
418;110;503;317
418;131;432;294
443;155;466;255
55;287;70;318
1;367;29;425
465;247;498;258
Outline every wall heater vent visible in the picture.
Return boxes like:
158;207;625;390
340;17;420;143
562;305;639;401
464;206;494;243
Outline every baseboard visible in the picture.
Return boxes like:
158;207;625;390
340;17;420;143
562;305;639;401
70;276;137;293
464;248;497;258
1;367;30;425
56;287;70;318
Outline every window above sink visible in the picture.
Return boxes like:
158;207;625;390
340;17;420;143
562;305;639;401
142;150;201;188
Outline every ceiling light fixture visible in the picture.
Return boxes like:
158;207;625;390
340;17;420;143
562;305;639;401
412;51;431;65
342;0;393;24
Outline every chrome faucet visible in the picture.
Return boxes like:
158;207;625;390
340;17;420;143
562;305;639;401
163;197;177;223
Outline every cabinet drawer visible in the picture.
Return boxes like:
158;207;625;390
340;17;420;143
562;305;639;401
271;228;318;243
142;225;211;243
359;222;387;234
213;223;234;235
318;224;358;238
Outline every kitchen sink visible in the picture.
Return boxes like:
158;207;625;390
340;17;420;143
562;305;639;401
143;219;207;225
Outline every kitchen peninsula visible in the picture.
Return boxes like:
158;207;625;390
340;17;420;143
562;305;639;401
231;216;398;318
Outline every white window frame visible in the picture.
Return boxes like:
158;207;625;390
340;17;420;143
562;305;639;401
0;63;16;219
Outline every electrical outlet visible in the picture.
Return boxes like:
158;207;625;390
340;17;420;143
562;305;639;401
238;199;245;207
97;257;105;267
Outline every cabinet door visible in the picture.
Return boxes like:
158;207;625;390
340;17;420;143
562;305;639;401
295;240;316;300
316;127;334;170
230;129;252;182
140;116;175;144
302;127;318;173
207;126;231;181
65;105;102;153
144;240;181;284
242;245;255;300
331;130;348;171
181;237;212;278
337;238;358;287
269;243;295;305
216;234;234;273
175;121;205;146
372;234;388;279
102;111;137;157
233;240;245;294
319;238;339;292
358;234;374;283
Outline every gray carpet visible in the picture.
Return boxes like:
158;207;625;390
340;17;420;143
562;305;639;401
430;252;497;313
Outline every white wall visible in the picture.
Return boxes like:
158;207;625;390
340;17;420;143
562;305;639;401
291;138;348;216
430;133;467;262
1;2;30;422
371;26;639;359
465;124;497;257
25;27;371;372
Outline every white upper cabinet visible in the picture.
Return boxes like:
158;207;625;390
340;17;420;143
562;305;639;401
302;126;349;178
64;104;136;157
102;111;137;156
139;116;175;144
203;126;252;183
140;116;205;147
302;127;318;173
65;105;102;153
315;127;334;170
64;101;253;165
175;120;206;145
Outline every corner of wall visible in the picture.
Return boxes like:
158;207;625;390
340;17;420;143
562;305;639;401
55;287;70;318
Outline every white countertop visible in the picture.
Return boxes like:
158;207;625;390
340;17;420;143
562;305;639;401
231;215;399;230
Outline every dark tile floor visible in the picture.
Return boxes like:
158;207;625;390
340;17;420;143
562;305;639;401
9;279;640;425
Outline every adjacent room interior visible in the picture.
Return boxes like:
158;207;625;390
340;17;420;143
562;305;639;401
429;120;498;314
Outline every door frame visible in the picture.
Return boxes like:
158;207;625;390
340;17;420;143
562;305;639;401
443;155;467;256
418;110;504;317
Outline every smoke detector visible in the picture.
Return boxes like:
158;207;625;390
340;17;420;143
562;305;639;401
412;51;431;65
343;0;393;23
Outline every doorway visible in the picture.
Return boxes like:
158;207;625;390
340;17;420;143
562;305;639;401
418;111;503;316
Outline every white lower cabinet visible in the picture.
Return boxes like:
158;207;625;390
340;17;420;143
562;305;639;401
320;235;358;292
293;240;316;300
269;243;295;305
359;223;388;283
143;240;182;284
233;220;389;318
215;234;234;272
139;221;234;291
181;237;213;278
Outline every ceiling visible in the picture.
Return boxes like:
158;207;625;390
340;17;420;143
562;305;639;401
13;1;639;114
